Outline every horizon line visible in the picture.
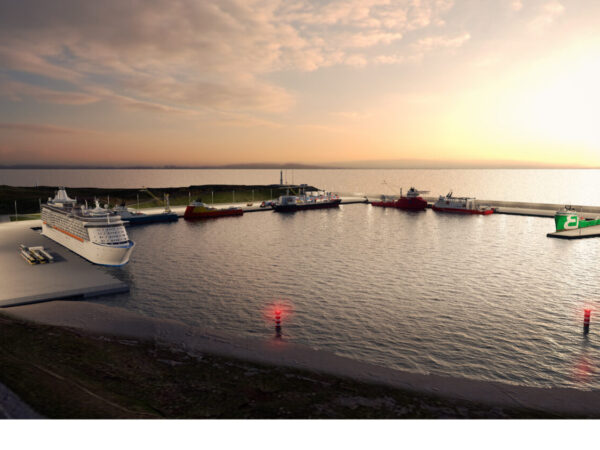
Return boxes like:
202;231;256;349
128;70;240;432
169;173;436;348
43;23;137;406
1;161;598;170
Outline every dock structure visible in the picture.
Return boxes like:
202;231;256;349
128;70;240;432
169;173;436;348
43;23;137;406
546;227;600;240
0;220;128;308
417;197;600;220
141;196;368;217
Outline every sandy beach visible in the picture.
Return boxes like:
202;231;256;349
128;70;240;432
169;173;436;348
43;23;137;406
3;300;600;417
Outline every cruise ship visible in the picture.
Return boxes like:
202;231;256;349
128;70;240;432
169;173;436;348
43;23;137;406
41;188;135;266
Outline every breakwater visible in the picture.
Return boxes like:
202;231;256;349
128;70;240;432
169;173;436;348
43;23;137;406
0;184;318;215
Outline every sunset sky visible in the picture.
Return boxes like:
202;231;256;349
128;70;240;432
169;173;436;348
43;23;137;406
1;0;599;167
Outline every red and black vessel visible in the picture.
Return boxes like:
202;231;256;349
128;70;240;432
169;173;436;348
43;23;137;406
184;200;243;219
431;192;494;215
371;187;428;211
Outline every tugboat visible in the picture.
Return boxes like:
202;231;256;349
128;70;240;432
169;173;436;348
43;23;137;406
273;190;341;212
432;192;494;215
371;187;428;210
184;199;243;219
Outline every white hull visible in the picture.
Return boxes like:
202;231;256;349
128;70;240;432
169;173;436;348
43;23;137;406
42;223;134;266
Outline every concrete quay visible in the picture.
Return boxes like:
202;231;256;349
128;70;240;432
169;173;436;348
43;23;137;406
0;220;128;307
547;227;600;240
418;196;600;219
141;196;368;217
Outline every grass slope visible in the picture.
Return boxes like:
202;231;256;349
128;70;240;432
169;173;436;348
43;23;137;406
0;185;317;215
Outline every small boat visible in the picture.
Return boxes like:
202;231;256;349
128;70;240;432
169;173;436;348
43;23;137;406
432;192;494;215
273;191;341;212
29;246;54;263
19;244;38;264
184;199;243;219
371;187;428;210
28;247;49;263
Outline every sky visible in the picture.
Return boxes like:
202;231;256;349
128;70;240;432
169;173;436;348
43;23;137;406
0;0;599;168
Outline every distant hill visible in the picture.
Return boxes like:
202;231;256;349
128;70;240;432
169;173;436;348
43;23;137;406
1;159;595;170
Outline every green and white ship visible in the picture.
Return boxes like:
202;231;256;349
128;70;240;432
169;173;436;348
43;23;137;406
554;208;600;232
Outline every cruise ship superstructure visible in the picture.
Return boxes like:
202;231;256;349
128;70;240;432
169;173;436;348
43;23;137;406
41;188;135;266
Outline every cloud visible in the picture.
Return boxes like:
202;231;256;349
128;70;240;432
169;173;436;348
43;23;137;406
331;110;373;120
510;1;523;12
0;47;81;82
344;54;369;67
415;32;471;52
529;1;564;31
374;54;406;64
208;113;283;128
0;122;92;135
0;0;460;115
345;31;403;48
0;80;99;105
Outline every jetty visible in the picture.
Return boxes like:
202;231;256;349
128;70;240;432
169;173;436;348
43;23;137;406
546;227;600;239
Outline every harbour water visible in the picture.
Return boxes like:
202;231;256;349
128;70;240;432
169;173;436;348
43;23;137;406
4;168;600;389
90;202;600;391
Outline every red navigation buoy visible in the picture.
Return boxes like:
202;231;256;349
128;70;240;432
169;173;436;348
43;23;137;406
275;309;282;338
584;309;591;334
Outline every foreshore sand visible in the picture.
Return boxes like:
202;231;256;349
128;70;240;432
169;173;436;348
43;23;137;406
4;300;600;417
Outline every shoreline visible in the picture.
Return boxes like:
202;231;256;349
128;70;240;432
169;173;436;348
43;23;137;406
4;300;600;418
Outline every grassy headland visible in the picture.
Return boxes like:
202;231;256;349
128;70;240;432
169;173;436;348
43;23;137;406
0;313;560;419
0;184;318;215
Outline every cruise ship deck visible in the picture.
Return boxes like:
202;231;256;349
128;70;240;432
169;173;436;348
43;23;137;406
0;220;128;307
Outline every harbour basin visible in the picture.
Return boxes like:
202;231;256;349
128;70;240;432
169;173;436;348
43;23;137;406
93;203;600;390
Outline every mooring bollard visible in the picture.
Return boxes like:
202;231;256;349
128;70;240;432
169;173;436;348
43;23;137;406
584;309;591;334
275;309;282;338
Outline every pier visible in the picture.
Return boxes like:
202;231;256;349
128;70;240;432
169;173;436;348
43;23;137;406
0;220;128;307
141;195;369;217
546;227;600;239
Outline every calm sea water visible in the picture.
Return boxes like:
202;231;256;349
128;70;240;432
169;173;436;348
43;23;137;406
2;168;600;205
90;204;600;390
4;169;600;389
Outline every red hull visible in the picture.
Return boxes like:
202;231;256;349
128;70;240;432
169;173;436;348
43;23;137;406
432;206;494;215
184;206;243;219
371;197;427;210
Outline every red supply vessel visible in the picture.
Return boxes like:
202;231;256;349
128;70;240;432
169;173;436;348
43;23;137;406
432;192;494;215
184;199;243;219
371;187;428;211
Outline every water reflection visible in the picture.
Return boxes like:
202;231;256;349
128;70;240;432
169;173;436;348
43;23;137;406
96;205;600;389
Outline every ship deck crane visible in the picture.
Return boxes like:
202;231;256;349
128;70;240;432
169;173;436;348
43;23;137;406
140;187;171;212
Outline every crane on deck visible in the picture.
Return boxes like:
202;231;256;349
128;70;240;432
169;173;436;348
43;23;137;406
139;187;172;212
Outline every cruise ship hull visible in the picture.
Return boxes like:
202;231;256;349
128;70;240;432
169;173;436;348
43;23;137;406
42;223;135;266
